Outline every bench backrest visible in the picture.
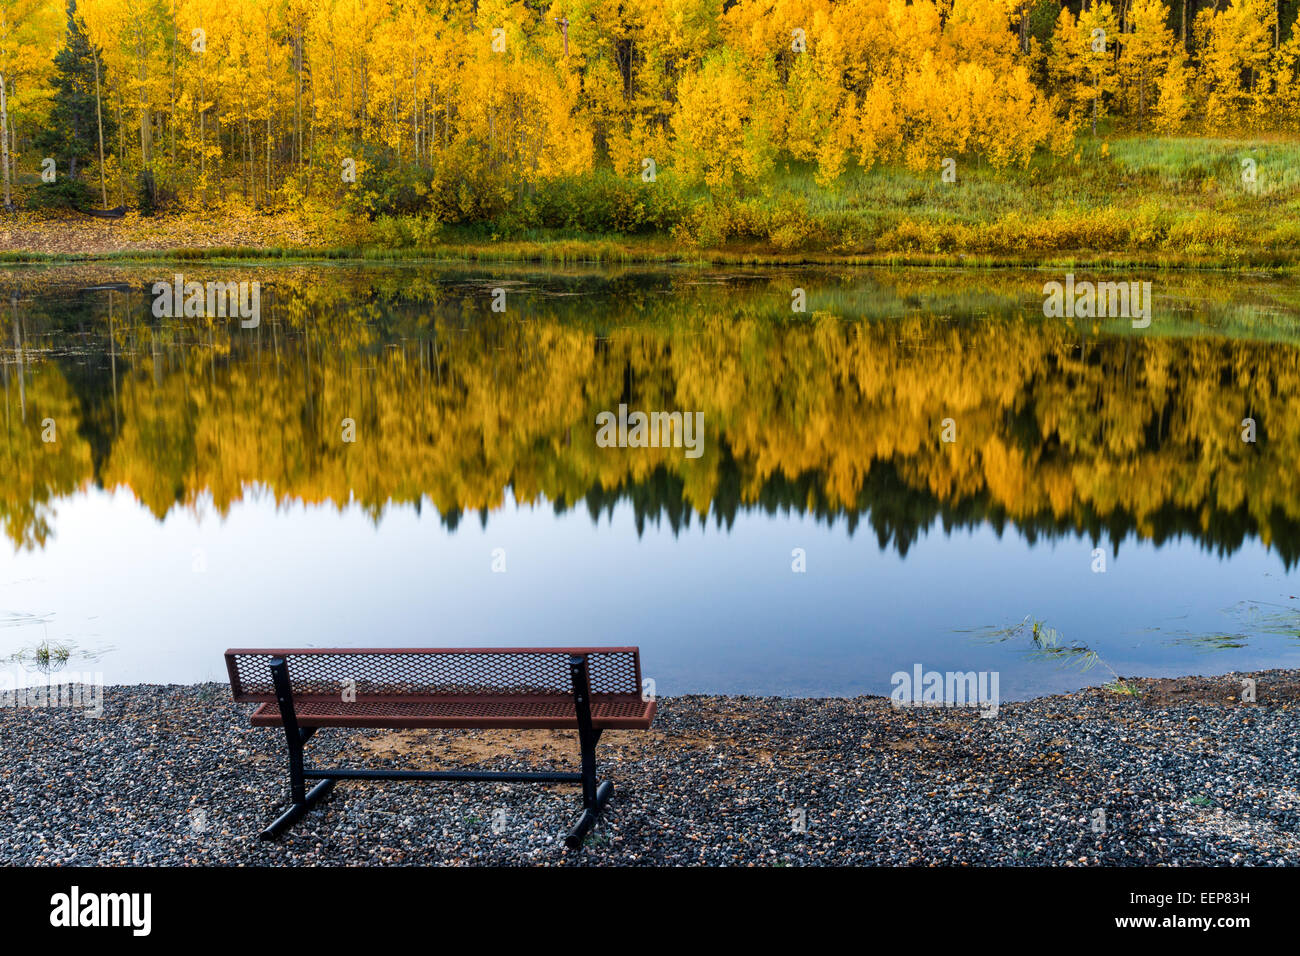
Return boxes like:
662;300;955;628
225;647;643;702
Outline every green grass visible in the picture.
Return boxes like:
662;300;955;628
12;133;1300;270
6;639;72;673
1103;680;1144;697
973;616;1143;694
1108;136;1300;194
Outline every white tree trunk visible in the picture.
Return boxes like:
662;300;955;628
94;54;108;209
0;74;12;212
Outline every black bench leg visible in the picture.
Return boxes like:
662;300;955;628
260;657;334;840
261;779;335;839
565;656;613;850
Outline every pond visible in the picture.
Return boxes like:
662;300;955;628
2;262;1299;698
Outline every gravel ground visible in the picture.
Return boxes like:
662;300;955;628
1;670;1298;866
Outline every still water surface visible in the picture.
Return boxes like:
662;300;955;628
2;264;1299;697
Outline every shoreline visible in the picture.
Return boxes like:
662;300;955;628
4;213;1300;273
4;244;1298;274
2;669;1296;866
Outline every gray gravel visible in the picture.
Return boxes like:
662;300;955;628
1;671;1297;865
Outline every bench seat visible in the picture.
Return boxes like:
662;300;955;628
248;693;656;729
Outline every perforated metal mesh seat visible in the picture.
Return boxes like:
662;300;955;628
226;647;655;729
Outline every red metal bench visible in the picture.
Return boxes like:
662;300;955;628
225;647;656;849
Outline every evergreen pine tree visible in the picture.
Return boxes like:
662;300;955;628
35;0;115;181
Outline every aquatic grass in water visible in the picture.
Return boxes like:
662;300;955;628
1164;601;1300;651
1170;634;1252;650
1225;601;1300;639
970;616;1140;696
2;628;111;675
8;639;73;674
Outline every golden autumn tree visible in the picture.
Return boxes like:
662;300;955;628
1196;0;1276;131
1077;2;1120;136
1260;30;1300;129
850;0;1056;173
1153;47;1195;132
1120;0;1181;125
0;0;61;208
673;47;775;190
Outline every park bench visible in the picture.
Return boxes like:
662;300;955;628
225;647;655;849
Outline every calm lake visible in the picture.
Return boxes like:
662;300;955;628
2;263;1299;698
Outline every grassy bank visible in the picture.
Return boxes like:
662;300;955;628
11;241;1300;272
6;135;1300;271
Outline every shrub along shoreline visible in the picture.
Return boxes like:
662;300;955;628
5;216;1300;272
7;134;1300;271
5;240;1300;272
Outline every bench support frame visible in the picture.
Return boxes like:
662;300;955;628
258;655;614;849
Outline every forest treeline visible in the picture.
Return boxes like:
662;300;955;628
2;0;1299;222
3;271;1299;563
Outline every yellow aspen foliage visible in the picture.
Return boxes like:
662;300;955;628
849;0;1055;173
1260;33;1300;130
1120;0;1181;127
1077;3;1120;136
18;0;1300;212
1196;0;1276;132
1047;7;1085;128
784;51;843;164
853;77;903;170
1154;49;1195;133
673;48;775;190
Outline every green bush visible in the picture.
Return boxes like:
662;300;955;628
498;170;693;235
426;140;513;223
136;169;177;216
345;148;435;220
368;214;442;248
27;177;95;212
669;194;822;249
